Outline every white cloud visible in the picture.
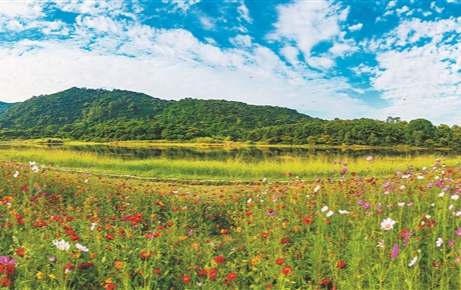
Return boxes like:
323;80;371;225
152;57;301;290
349;23;363;31
368;17;461;125
280;45;299;65
230;35;252;47
269;1;348;60
237;2;252;23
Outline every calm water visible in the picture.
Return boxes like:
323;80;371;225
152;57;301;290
0;144;459;163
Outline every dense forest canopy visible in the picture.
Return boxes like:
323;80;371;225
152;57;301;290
0;87;459;148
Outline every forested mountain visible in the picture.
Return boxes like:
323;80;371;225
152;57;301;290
0;101;16;116
1;87;460;148
0;87;314;142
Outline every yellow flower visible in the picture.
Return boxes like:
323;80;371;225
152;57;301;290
36;271;43;280
236;227;242;233
192;243;200;250
179;236;188;241
105;278;113;284
49;274;57;280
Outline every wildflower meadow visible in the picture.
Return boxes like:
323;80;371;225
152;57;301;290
1;156;461;289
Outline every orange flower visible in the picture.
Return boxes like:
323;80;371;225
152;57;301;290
115;261;123;270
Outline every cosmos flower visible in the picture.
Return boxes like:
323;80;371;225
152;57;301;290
409;256;418;267
53;240;70;251
76;244;89;252
381;218;396;230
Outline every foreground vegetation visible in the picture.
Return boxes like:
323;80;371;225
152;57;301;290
1;155;461;289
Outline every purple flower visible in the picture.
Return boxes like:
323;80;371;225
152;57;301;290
187;229;195;235
455;228;461;237
391;243;399;259
340;168;348;175
364;203;371;210
449;240;455;247
0;256;16;265
358;200;365;206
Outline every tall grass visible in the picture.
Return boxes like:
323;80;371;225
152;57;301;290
1;147;460;181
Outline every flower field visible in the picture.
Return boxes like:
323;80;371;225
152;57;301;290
1;157;461;289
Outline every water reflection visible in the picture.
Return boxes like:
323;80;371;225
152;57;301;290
0;143;459;163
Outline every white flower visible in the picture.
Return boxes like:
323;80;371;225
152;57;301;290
326;210;334;217
90;223;96;231
321;206;328;212
31;165;39;173
13;171;18;178
76;243;89;252
449;204;454;210
439;192;445;197
366;156;374;161
399;185;405;190
381;218;396;230
408;256;418;267
436;237;443;247
29;161;35;166
417;175;424;180
402;174;411;179
452;195;459;200
376;240;385;248
247;198;252;204
398;202;405;207
338;210;350;214
435;176;440;180
53;239;70;251
313;185;320;193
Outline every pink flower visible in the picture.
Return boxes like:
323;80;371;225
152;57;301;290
391;243;399;259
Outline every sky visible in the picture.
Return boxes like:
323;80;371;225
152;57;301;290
1;0;461;126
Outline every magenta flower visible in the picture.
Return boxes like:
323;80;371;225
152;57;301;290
391;243;399;259
455;228;461;237
0;256;16;265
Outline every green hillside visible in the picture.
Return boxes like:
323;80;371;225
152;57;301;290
0;101;17;116
0;87;315;142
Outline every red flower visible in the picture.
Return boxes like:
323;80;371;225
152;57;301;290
1;278;11;287
282;266;293;275
302;216;313;225
280;238;289;244
209;268;218;280
198;269;208;277
105;234;115;240
213;256;225;264
0;264;15;275
105;283;117;290
336;261;347;269
70;235;80;242
261;233;269;239
154;269;162;275
182;275;191;283
276;258;285;265
140;251;153;261
321;278;331;285
16;247;26;257
226;272;237;281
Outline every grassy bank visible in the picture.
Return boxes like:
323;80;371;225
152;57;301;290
0;146;460;181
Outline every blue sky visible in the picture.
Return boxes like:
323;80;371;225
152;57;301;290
1;1;461;125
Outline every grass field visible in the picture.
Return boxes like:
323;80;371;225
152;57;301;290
1;152;461;289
